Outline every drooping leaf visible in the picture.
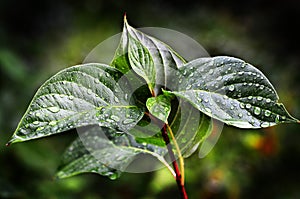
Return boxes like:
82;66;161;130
8;63;143;144
56;126;169;179
169;100;213;158
111;17;186;93
146;95;171;123
167;56;298;128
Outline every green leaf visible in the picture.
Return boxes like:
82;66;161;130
128;36;156;92
56;126;169;179
169;100;213;158
8;63;143;144
167;56;298;128
111;17;186;93
146;95;171;123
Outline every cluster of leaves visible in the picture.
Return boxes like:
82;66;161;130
7;17;298;180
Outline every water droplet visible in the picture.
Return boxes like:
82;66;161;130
35;112;41;117
48;106;60;113
246;104;252;109
204;99;209;103
123;118;135;125
243;82;247;86
255;83;260;87
205;108;212;113
238;71;244;75
248;96;253;100
216;76;222;81
257;96;263;101
266;98;271;103
33;121;39;125
114;96;120;103
208;69;214;75
68;95;74;100
264;110;271;117
259;85;264;89
260;122;270;128
111;115;120;122
248;83;253;86
228;85;235;91
240;103;245;109
182;70;187;75
49;121;57;126
230;106;234;110
94;79;100;84
87;89;93;95
282;116;286;120
186;85;192;90
37;126;45;131
254;107;261;115
108;173;118;180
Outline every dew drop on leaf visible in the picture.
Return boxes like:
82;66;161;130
114;96;120;103
48;106;60;113
264;110;271;117
186;85;192;90
260;122;270;128
111;115;120;122
49;121;57;126
68;96;74;100
122;118;135;125
246;104;252;109
33;121;39;125
216;76;222;81
35;112;41;117
254;107;261;115
238;113;243;118
240;103;245;109
257;96;263;101
205;107;212;113
266;98;271;103
228;85;235;91
208;69;214;75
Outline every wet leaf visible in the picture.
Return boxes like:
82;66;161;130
56;126;169;179
111;16;186;93
146;95;171;123
169;100;213;158
167;56;298;128
8;63;143;144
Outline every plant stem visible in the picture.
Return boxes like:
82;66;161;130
166;123;185;185
161;124;188;199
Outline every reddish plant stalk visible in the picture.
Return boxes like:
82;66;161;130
161;124;188;199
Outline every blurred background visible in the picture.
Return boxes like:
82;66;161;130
1;0;300;198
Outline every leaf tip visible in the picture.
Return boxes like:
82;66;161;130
123;12;128;24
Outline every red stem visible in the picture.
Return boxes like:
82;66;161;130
161;124;188;199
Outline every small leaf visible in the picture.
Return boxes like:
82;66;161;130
8;63;143;144
146;95;171;123
128;35;156;92
111;17;186;94
56;126;169;179
167;56;298;128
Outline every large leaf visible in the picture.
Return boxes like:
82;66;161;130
8;63;143;144
167;56;298;128
111;17;186;93
56;126;169;179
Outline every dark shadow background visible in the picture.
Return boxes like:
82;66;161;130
1;0;300;198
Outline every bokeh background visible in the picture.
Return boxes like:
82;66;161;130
1;0;300;198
